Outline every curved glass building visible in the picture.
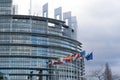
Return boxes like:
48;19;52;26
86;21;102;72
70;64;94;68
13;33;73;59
0;0;85;80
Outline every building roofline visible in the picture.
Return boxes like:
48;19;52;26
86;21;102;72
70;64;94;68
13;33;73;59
0;15;69;28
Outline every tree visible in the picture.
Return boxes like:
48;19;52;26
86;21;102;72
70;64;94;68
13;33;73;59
88;63;120;80
112;74;120;80
104;63;112;80
90;67;104;80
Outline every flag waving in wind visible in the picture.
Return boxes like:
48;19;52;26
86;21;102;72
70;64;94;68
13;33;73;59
85;52;93;61
49;51;94;66
72;53;81;61
80;50;86;56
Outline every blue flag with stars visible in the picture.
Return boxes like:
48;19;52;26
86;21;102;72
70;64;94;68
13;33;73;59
80;50;86;56
86;52;93;60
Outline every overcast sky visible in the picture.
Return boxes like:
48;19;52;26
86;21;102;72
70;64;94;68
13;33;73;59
13;0;120;76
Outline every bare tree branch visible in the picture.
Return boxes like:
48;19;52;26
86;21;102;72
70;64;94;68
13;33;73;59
104;63;112;80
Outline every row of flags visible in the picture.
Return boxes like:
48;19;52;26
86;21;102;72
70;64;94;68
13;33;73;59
49;51;93;66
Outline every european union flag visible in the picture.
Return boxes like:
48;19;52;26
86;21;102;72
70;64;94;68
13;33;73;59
80;50;86;56
86;52;93;61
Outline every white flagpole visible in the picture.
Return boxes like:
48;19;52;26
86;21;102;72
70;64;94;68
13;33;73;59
29;0;32;15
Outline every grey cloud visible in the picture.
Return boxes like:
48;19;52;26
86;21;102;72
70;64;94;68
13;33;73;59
77;0;120;75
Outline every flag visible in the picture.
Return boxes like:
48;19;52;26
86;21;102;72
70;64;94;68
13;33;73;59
49;60;54;66
72;53;81;61
86;52;93;61
76;56;84;61
75;53;81;59
80;50;86;56
54;60;60;64
58;57;66;64
65;56;72;62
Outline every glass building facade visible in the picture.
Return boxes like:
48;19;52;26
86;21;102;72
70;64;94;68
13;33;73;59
0;0;85;80
0;0;12;14
0;15;84;80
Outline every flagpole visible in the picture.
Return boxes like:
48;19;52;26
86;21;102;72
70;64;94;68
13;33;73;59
29;0;32;15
